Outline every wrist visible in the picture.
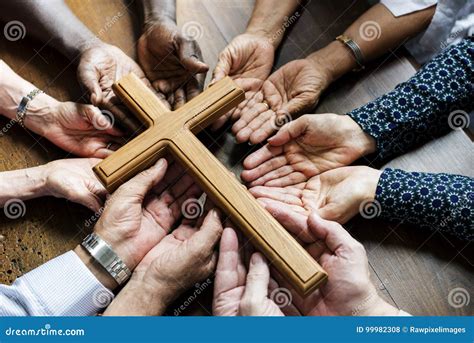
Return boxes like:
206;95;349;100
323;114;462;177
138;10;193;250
364;296;400;316
22;93;60;136
340;115;376;157
307;40;358;83
73;245;118;291
244;28;279;49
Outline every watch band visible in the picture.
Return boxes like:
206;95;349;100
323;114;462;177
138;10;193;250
16;88;44;128
336;35;365;71
81;233;131;285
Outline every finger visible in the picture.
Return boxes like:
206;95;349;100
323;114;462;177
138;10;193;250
249;186;301;205
260;200;315;243
263;171;308;188
307;213;359;253
178;37;209;73
189;209;224;257
114;159;168;199
212;51;232;82
267;115;309;146
211;111;232;131
241;253;270;304
243;145;284;170
232;102;269;136
241;155;287;184
214;228;246;296
83;105;124;137
174;88;186;109
185;77;202;101
77;63;103;106
249;165;294;188
249;120;277;145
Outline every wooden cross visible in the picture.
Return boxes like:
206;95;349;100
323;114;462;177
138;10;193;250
93;73;327;295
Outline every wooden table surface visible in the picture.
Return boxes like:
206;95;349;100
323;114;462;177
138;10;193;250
0;0;472;316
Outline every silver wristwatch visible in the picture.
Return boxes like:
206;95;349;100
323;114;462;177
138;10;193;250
81;233;131;285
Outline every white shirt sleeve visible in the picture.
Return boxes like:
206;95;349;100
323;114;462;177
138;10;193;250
0;251;114;316
381;0;437;17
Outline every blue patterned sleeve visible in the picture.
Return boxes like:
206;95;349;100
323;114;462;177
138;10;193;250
374;169;474;241
347;37;473;160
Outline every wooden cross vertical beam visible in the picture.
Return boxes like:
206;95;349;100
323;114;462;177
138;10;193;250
93;73;327;295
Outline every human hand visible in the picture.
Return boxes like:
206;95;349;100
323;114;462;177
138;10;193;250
213;228;288;316
104;209;223;316
42;158;106;212
231;58;332;144
274;213;399;316
250;166;381;231
77;42;157;132
242;114;376;187
211;33;275;130
137;18;208;109
25;94;123;158
93;158;202;273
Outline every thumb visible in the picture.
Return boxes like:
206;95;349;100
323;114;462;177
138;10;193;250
307;213;357;254
267;115;309;146
115;158;168;200
178;37;209;73
77;63;103;106
211;51;232;83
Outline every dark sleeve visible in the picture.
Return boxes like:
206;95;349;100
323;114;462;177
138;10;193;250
347;37;474;160
374;168;473;241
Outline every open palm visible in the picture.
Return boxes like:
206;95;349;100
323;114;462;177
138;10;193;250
242;114;376;187
249;166;381;234
232;59;328;144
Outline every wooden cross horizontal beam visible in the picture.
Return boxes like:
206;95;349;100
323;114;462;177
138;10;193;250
93;73;327;295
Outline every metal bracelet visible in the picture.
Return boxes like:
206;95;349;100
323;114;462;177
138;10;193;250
16;88;44;128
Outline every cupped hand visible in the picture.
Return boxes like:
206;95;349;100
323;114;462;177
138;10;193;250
211;33;275;130
105;209;223;316
231;58;331;144
77;42;155;132
137;18;208;108
43;158;106;211
250;166;382;232
273;213;399;316
213;227;289;316
242;114;376;187
94;159;202;270
29;98;123;158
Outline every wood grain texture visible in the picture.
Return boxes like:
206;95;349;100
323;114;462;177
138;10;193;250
94;74;327;295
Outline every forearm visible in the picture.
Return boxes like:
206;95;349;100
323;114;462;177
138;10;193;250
347;37;473;159
0;0;96;59
141;0;176;24
375;169;473;241
104;279;169;316
308;3;436;82
0;60;60;136
0;166;48;207
246;0;300;48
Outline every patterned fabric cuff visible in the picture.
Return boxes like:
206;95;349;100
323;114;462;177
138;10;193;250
347;37;473;161
375;168;473;241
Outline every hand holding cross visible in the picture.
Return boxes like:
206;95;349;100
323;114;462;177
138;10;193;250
93;73;327;295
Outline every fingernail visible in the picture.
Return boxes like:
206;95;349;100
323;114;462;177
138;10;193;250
156;158;165;167
251;253;264;265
